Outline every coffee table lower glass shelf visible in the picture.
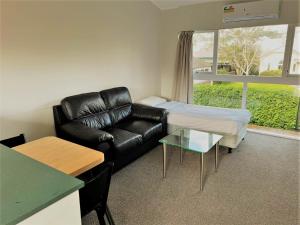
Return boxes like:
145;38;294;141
159;128;223;191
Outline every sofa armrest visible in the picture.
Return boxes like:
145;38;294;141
60;122;113;146
132;103;168;122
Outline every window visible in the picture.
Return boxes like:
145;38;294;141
193;32;214;73
217;25;288;77
192;24;300;78
246;83;299;129
191;24;299;130
193;80;243;109
289;26;300;75
193;81;300;129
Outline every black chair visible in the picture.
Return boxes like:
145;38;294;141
0;134;25;147
77;162;115;225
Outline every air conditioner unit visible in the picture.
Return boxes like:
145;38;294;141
223;0;280;23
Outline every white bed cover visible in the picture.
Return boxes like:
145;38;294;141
155;101;251;135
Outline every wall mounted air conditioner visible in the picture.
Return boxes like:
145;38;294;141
223;0;280;23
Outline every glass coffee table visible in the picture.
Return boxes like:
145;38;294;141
159;128;223;191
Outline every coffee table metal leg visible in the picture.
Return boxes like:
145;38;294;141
180;129;184;164
200;152;204;191
180;148;183;164
163;143;167;178
215;142;219;171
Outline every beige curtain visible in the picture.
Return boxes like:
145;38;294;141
173;31;194;103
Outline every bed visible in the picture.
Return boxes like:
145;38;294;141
137;96;251;149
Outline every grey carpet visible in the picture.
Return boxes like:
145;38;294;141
82;132;299;225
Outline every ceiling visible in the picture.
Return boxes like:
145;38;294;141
150;0;222;10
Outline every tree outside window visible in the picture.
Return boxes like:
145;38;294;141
217;25;288;77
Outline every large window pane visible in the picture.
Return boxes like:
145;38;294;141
246;83;299;129
217;25;288;77
290;26;300;75
193;32;214;73
193;80;242;109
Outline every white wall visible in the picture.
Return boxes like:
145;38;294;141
0;1;161;140
1;0;299;141
160;0;300;99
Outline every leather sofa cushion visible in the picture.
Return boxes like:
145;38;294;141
61;92;111;129
106;128;142;153
76;113;112;130
61;92;107;120
100;87;133;125
108;105;132;125
117;120;162;141
100;87;132;109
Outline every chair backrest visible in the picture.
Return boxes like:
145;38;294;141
77;162;114;217
0;134;25;147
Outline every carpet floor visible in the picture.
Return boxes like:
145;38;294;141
82;132;299;225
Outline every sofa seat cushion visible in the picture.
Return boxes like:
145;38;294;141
117;120;162;141
106;128;142;153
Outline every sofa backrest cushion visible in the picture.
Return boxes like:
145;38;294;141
100;87;132;109
61;92;111;129
100;87;132;124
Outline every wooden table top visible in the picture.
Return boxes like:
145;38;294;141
14;136;104;176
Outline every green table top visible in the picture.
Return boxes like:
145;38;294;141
0;144;84;225
159;128;223;153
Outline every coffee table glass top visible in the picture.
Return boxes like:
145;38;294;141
159;128;223;153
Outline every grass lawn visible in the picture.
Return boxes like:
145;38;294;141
193;82;299;130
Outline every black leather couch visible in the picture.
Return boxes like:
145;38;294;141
53;87;168;172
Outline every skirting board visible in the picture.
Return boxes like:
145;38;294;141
247;128;300;141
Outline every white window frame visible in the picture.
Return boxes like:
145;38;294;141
285;24;300;77
192;30;217;76
212;30;219;75
191;24;300;106
193;24;300;86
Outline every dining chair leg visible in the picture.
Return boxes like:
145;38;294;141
99;216;106;225
106;206;115;225
96;208;106;225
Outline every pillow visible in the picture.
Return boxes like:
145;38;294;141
136;96;167;107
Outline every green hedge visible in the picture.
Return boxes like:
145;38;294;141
259;69;282;77
193;82;299;130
